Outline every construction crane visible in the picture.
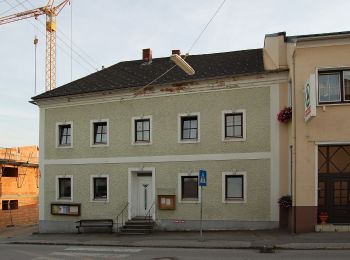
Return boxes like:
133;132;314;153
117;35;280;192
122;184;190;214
0;0;70;92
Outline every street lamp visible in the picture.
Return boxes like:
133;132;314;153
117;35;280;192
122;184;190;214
170;54;195;75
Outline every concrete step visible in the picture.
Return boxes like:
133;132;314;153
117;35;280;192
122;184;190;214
119;228;153;234
123;224;153;229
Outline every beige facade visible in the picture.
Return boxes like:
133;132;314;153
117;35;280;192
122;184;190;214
36;71;288;232
265;32;350;232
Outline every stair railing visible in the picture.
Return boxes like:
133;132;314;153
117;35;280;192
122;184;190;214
116;202;129;233
145;201;155;222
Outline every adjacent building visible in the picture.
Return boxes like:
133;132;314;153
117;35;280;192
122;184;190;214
0;146;39;227
31;30;350;233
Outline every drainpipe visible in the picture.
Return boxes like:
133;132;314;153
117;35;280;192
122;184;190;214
292;43;297;233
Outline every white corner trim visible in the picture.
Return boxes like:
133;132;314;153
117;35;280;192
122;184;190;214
90;174;109;203
221;171;247;204
90;119;109;147
39;108;46;220
44;152;271;165
221;109;247;142
178;172;201;204
131;115;153;145
55;121;73;148
270;84;280;222
177;112;200;144
55;175;73;202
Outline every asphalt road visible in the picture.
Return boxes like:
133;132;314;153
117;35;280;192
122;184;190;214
1;244;350;259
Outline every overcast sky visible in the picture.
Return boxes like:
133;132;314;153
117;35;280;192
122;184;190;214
1;0;350;147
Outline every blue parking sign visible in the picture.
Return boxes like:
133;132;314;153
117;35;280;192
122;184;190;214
199;170;207;186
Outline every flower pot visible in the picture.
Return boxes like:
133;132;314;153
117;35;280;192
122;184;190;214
319;214;328;225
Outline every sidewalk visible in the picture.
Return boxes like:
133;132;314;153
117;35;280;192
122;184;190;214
1;225;350;250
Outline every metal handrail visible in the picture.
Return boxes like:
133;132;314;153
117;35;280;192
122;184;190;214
145;201;155;222
116;202;129;233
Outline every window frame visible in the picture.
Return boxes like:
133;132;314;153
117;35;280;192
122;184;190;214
90;119;109;147
56;121;73;148
317;69;350;105
222;172;247;203
178;172;201;203
178;112;200;143
131;115;152;145
90;175;109;202
56;175;73;202
222;110;246;142
1;200;18;210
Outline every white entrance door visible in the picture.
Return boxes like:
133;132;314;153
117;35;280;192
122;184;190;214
137;177;153;216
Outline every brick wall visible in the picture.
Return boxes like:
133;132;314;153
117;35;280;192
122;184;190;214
0;198;38;228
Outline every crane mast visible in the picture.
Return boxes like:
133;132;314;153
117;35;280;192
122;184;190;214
0;0;70;92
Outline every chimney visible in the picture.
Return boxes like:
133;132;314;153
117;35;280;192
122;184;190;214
172;49;181;55
143;48;152;63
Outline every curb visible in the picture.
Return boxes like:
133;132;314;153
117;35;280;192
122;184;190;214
7;240;350;250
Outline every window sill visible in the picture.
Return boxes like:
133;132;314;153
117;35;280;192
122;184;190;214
90;143;109;148
178;139;200;144
56;198;73;202
56;145;73;149
90;198;109;203
317;102;350;107
222;137;246;142
132;141;152;146
223;199;246;204
179;199;200;204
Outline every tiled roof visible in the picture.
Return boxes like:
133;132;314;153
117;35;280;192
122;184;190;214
32;48;265;100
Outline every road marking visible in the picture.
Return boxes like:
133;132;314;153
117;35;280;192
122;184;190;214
52;252;129;258
64;246;142;253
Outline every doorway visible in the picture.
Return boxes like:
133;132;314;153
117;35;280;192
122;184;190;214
318;145;350;223
128;168;155;220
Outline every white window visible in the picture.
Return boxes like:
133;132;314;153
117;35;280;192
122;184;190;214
178;173;201;203
178;112;200;143
131;115;152;145
56;121;73;148
90;175;109;202
318;70;350;103
222;110;246;142
222;172;247;203
56;175;73;201
90;119;109;147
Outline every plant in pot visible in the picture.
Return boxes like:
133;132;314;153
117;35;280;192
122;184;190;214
277;107;292;123
278;195;292;208
319;211;328;225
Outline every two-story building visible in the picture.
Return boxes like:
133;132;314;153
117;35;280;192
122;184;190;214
32;48;289;233
264;31;350;232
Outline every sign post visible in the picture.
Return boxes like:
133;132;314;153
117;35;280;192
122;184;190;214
199;169;207;241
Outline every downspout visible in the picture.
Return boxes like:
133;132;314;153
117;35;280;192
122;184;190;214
292;43;297;233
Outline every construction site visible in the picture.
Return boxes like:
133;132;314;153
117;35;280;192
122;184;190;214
0;146;39;228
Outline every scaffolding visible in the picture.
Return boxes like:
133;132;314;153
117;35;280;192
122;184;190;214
0;147;39;188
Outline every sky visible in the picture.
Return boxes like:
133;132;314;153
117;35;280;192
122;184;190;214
1;0;350;147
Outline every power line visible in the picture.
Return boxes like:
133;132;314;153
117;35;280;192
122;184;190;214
26;0;100;70
11;0;99;73
0;0;29;16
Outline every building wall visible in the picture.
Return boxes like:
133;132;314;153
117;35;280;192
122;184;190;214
38;73;288;232
287;40;350;232
0;146;39;228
